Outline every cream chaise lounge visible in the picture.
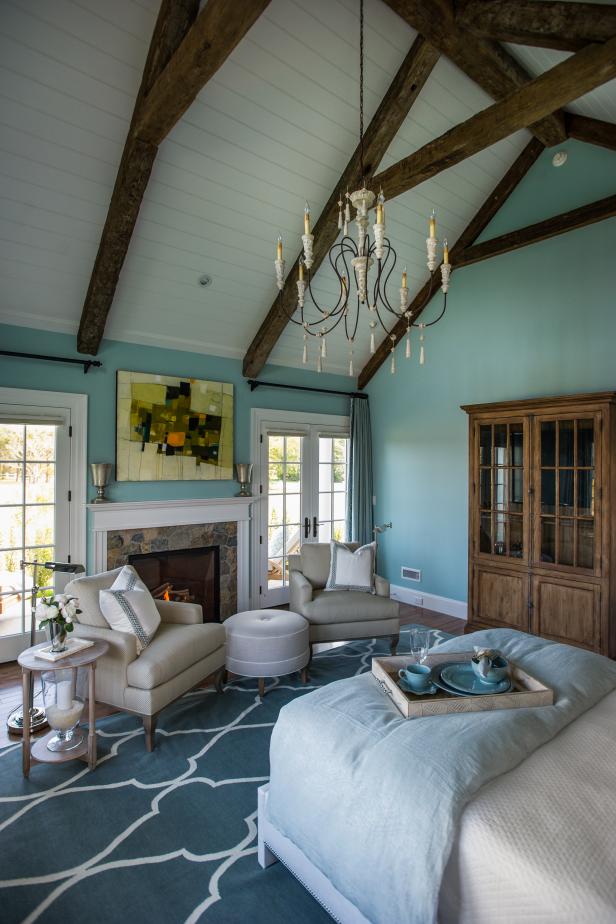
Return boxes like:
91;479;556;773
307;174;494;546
65;567;226;751
288;543;400;656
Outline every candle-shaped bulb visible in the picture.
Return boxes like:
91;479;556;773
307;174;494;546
429;209;436;239
304;201;311;234
276;235;282;260
443;239;449;265
402;266;407;288
299;259;304;281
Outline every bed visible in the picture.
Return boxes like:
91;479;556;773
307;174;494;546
258;629;616;924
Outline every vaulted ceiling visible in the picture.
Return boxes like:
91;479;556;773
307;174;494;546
1;0;615;375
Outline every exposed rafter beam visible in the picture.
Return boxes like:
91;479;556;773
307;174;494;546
77;0;271;356
566;113;616;152
457;193;616;267
457;0;616;53
358;137;544;389
382;0;566;146
134;0;271;145
372;35;616;200
242;36;439;378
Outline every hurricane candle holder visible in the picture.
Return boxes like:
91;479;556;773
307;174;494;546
42;668;86;753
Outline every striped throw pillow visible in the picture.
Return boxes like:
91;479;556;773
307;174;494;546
99;565;160;653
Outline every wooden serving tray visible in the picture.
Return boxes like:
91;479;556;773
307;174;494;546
372;650;554;719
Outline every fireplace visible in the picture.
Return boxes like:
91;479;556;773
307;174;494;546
128;546;220;623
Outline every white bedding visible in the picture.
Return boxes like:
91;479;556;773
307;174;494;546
440;688;616;923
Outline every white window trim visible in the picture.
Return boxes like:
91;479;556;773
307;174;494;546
0;386;87;574
249;407;349;607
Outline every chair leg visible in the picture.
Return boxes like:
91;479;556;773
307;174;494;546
258;677;265;701
300;666;309;684
390;633;399;656
143;714;157;752
214;667;225;694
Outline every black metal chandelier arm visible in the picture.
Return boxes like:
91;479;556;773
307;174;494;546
409;271;444;327
417;292;448;328
344;294;361;343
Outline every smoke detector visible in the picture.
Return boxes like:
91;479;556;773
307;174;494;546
198;274;213;288
552;151;568;167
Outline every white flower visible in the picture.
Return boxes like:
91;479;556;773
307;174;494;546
45;604;59;620
59;598;77;618
35;601;49;619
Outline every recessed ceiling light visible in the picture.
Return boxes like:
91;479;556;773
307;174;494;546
552;151;568;167
198;274;212;288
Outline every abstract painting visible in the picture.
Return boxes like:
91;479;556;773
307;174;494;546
116;371;233;482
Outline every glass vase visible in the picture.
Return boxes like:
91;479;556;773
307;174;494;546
48;621;68;653
42;669;85;752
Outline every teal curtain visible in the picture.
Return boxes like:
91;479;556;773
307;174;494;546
346;397;374;545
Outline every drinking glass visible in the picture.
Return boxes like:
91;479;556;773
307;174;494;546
410;628;430;664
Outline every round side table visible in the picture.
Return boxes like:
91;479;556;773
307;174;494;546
18;640;109;778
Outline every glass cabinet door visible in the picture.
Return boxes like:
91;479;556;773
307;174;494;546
476;420;526;560
535;415;598;571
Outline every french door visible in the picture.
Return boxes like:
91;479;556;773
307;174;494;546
0;389;86;662
253;411;350;607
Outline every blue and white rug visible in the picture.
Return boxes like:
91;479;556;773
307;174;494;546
0;625;451;924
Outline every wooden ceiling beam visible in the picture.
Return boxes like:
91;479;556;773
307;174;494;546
566;113;616;152
242;36;440;378
358;137;544;389
457;1;616;53
77;0;271;356
382;0;567;147
134;0;271;146
372;35;616;201
457;194;616;268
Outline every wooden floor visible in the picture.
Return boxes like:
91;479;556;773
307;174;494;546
0;604;464;749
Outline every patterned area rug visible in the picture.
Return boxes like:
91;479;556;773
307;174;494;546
0;625;451;924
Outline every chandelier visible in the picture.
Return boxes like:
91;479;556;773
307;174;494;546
272;0;453;376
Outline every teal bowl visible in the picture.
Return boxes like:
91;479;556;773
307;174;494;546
471;656;509;684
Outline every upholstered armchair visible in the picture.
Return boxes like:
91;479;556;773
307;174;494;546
65;568;226;751
288;543;399;656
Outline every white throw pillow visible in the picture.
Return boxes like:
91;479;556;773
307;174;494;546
99;565;160;653
326;541;375;593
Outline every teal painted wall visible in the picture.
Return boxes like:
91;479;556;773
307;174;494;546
0;323;351;504
368;140;616;604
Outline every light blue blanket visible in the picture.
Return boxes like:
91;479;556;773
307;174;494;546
267;629;616;924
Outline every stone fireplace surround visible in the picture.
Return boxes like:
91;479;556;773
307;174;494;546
87;498;252;618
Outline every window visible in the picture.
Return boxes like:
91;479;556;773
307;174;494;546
318;436;349;542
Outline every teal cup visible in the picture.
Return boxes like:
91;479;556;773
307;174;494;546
398;663;432;691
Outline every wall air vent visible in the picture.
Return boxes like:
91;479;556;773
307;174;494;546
401;566;421;582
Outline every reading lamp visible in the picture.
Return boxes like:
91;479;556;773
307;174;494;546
373;522;392;570
7;559;85;735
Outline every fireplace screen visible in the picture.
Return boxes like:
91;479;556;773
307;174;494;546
128;546;220;622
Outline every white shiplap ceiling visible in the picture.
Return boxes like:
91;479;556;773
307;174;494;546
0;0;614;373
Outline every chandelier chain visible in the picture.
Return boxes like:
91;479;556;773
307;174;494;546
359;0;365;183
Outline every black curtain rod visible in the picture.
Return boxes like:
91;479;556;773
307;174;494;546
247;379;367;399
0;350;102;374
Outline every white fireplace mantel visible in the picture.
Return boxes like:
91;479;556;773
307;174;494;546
88;497;253;612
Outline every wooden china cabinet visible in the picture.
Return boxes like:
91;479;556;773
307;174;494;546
462;392;616;657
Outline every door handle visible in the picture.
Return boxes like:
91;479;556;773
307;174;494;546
312;516;318;538
304;517;310;539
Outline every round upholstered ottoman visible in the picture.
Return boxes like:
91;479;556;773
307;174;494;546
224;609;310;699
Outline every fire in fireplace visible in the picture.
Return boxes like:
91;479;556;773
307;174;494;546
128;546;220;622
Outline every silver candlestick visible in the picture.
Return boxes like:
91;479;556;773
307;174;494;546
90;463;112;503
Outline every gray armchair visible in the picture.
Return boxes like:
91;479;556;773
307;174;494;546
65;568;226;751
288;543;399;656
